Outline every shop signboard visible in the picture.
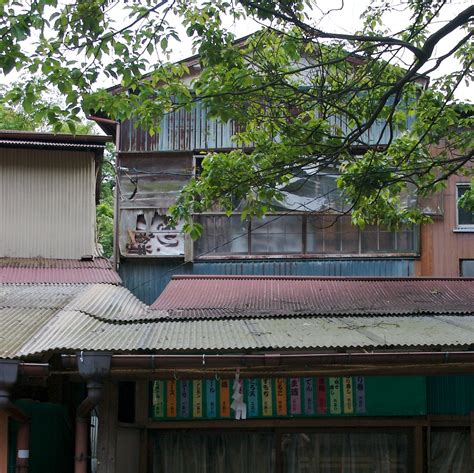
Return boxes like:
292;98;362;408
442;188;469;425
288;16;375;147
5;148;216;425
150;375;426;421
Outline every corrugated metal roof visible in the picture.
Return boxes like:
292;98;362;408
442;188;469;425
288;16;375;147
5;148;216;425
0;140;106;149
0;282;148;358
3;277;474;359
151;276;474;318
17;314;474;356
0;308;57;358
0;130;112;145
119;258;415;305
0;258;121;284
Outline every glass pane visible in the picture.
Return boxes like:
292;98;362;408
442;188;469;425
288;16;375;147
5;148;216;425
360;225;378;253
282;431;409;473
431;430;470;473
457;186;474;226
154;431;275;473
251;216;303;254
460;259;474;277
396;226;416;252
196;216;248;256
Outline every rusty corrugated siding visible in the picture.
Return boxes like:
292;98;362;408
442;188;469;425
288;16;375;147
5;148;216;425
0;148;96;259
119;102;413;152
0;258;121;284
120;102;243;152
119;258;415;305
151;275;474;317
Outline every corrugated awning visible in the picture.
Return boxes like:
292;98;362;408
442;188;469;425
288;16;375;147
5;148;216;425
151;275;474;319
0;258;121;284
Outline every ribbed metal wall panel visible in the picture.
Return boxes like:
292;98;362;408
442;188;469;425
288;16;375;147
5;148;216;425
120;258;415;304
427;375;474;414
0;149;96;259
120;102;413;153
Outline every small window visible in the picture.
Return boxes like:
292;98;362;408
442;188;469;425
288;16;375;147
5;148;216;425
456;184;474;230
460;259;474;277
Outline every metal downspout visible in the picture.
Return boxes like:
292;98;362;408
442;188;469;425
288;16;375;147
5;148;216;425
75;352;111;473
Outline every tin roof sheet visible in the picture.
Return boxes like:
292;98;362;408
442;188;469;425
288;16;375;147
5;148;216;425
0;258;121;284
0;283;148;358
17;314;474;356
151;276;474;318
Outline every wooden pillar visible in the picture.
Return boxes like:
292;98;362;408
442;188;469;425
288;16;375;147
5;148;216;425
136;381;149;473
97;380;118;473
414;425;424;473
470;412;474;473
0;411;8;473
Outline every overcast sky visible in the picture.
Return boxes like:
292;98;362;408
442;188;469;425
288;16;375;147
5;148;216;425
2;0;471;102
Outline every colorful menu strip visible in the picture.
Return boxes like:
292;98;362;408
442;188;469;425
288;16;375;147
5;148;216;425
289;378;301;415
206;379;217;418
220;380;230;417
248;379;259;417
329;377;341;414
317;377;327;414
356;376;366;413
261;379;273;416
167;380;176;417
151;376;367;420
276;378;287;416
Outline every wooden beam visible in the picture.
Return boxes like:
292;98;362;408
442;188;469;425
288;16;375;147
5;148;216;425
107;362;474;379
147;417;429;430
414;425;424;473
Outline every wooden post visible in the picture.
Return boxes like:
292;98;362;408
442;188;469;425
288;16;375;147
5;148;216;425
470;412;474;473
0;411;7;473
136;380;149;473
414;425;424;473
97;380;118;473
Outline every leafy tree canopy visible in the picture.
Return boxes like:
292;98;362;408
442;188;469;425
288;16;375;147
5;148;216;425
1;0;473;233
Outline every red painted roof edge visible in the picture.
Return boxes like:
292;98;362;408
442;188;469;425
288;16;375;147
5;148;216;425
169;275;474;281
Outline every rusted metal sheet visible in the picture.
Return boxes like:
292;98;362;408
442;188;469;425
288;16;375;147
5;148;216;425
120;102;243;152
119;101;412;153
151;275;474;316
119;258;415;305
0;148;97;259
0;257;121;284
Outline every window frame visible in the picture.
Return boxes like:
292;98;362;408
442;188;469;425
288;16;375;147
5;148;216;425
455;183;474;232
193;212;419;259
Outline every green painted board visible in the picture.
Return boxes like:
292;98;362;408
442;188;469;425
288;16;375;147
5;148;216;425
149;375;427;421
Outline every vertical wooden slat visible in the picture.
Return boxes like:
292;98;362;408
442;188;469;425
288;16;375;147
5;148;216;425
470;411;474;473
275;431;283;473
414;425;424;473
0;412;7;473
97;380;118;473
135;380;149;425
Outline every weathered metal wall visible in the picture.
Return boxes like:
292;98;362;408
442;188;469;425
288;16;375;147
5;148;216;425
119;102;411;153
416;173;474;277
427;375;474;415
0;149;96;259
119;258;415;304
120;102;242;152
